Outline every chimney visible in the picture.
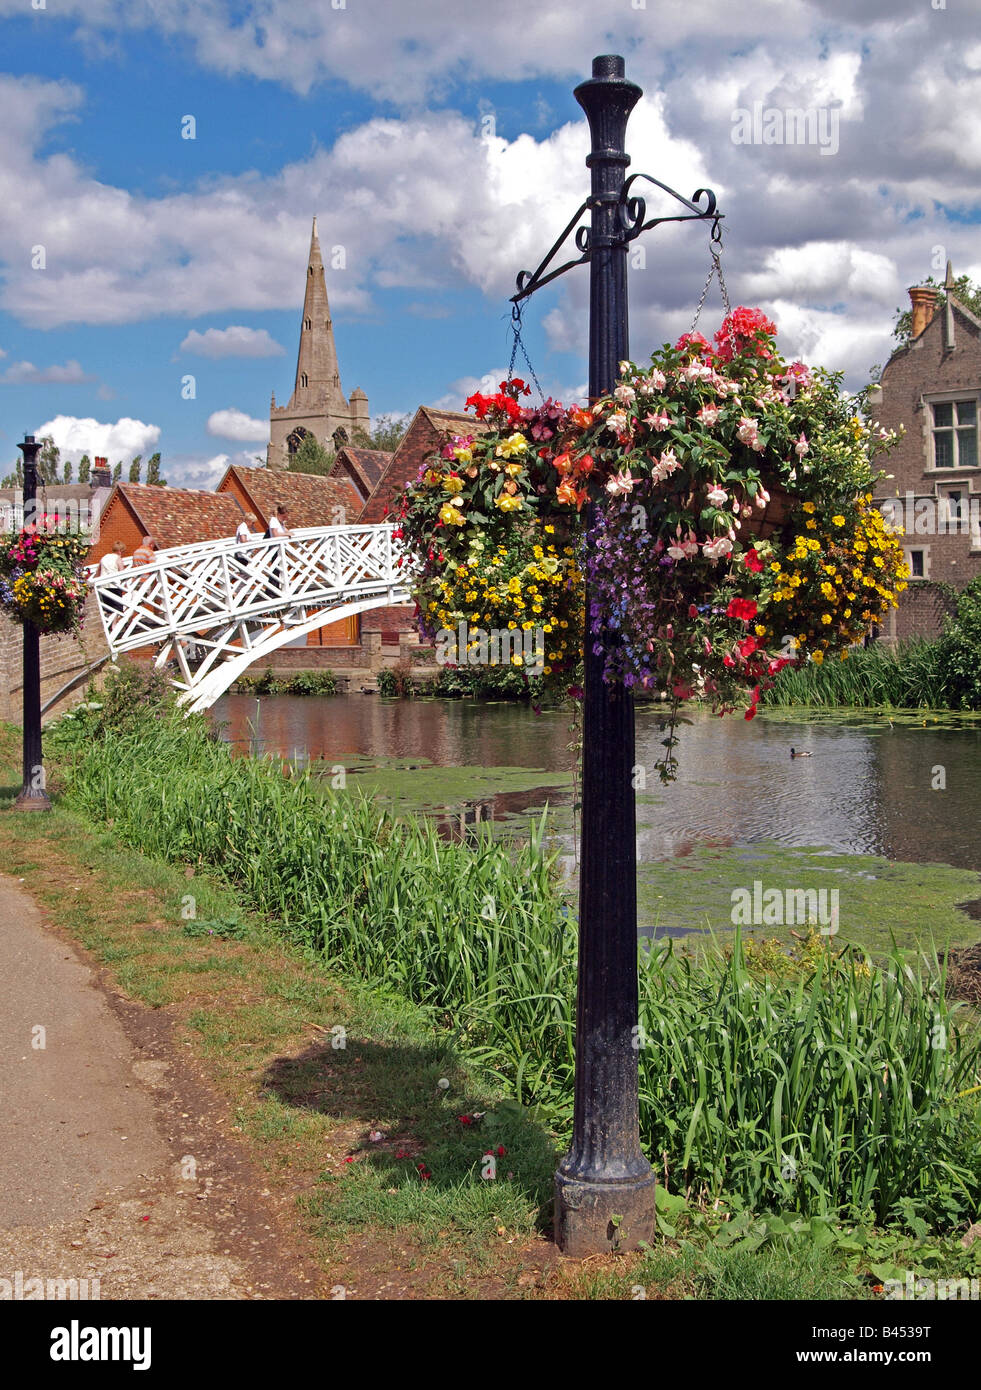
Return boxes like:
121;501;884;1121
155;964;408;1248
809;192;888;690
91;456;111;488
908;285;940;340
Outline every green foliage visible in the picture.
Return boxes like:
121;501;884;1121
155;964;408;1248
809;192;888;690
352;413;410;454
145;452;166;487
50;702;981;1230
128;454;142;484
935;574;981;710
231;668;338;697
289;434;334;476
112;462;122;483
376;661;416;698
49;661;176;747
39;436;60;486
78;454;91;485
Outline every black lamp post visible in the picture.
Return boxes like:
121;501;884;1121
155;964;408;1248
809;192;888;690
512;55;721;1255
15;433;52;812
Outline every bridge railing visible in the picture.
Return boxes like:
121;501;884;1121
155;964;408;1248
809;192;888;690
88;523;410;655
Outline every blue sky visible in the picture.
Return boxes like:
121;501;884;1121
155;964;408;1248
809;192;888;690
0;0;978;487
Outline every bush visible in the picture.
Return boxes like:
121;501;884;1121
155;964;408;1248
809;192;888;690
935;575;981;710
233;668;337;697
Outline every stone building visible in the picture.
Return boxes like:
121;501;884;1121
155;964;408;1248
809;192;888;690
872;264;981;640
266;218;369;470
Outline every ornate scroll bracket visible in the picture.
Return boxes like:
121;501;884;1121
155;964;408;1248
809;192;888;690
511;176;721;305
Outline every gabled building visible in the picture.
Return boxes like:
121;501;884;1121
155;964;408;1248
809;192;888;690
87;482;245;566
266;218;369;470
331;446;392;510
873;263;981;640
216;463;361;532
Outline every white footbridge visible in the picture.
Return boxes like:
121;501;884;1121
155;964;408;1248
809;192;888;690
88;525;411;712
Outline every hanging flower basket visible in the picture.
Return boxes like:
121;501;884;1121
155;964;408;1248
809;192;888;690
395;310;909;777
0;527;89;635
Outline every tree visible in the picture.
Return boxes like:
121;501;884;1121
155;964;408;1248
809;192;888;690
39;436;60;486
352;412;410;454
893;273;981;348
78;454;91;485
128;454;142;484
112;462;122;483
289;433;334;476
63;457;73;484
1;460;24;487
145;451;167;486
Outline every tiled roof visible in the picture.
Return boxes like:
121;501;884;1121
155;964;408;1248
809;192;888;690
360;407;487;524
221;464;361;530
114;483;244;548
334;447;391;493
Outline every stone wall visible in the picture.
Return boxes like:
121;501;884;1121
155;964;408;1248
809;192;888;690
0;593;110;725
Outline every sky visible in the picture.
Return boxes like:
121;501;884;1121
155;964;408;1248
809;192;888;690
0;0;978;489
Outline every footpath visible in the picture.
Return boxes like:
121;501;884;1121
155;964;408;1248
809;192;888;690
0;874;323;1301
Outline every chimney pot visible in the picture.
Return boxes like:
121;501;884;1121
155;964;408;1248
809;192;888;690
909;285;940;340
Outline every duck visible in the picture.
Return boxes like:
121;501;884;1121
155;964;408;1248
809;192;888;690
789;747;812;759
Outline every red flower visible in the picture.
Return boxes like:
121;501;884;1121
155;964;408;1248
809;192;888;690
743;547;764;573
458;1115;473;1125
726;597;758;622
736;634;758;660
496;1145;507;1157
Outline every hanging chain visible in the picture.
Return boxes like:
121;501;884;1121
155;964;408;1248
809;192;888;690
508;302;546;402
689;218;737;359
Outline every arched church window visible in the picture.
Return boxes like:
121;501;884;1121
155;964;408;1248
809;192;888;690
304;317;311;330
300;372;308;389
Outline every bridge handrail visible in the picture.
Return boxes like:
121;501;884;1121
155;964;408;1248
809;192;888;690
84;522;405;586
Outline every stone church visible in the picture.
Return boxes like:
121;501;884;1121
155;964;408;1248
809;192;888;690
266;217;369;470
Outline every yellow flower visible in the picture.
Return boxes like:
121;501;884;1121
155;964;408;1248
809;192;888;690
443;475;464;494
812;650;824;664
802;502;816;514
453;446;473;464
504;462;524;478
495;433;529;459
439;502;466;526
495;494;523;512
805;519;817;530
544;524;555;534
832;515;845;527
820;613;832;625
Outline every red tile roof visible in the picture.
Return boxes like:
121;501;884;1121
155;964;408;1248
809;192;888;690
218;464;362;530
112;483;244;548
333;447;392;498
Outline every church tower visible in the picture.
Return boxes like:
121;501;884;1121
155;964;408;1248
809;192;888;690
267;218;369;469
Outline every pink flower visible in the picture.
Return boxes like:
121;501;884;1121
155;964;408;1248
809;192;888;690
644;411;672;432
605;469;636;496
706;485;728;507
795;432;809;458
737;416;761;449
697;404;720;427
613;384;636;404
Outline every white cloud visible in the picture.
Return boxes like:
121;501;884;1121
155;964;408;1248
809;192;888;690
206;408;270;442
179;326;285;358
165;450;261;490
33;414;160;463
2;358;93;384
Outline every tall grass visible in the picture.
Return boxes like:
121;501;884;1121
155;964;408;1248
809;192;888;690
49;703;981;1226
763;640;951;709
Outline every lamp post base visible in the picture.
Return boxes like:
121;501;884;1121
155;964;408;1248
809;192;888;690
14;788;52;812
554;1169;657;1257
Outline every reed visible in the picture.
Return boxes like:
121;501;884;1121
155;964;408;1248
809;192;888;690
49;702;981;1225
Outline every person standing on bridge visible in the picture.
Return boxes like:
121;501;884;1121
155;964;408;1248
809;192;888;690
132;536;157;566
266;505;291;540
98;541;129;614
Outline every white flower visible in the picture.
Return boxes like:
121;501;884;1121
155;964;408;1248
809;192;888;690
606;411;628;433
697;404;720;426
614;384;636;404
619;360;632;376
703;536;734;561
706;485;728;507
605;469;636;496
795;432;809;457
644;411;672;432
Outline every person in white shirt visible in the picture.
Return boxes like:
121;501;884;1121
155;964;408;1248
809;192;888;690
235;512;258;547
98;541;129;613
267;505;291;539
98;541;129;576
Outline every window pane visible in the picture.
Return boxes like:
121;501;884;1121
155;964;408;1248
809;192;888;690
957;429;977;469
933;402;953;427
957;400;976;425
934;432;953;468
910;551;924;577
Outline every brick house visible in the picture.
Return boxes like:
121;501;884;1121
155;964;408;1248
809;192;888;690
87;482;245;566
872;266;981;640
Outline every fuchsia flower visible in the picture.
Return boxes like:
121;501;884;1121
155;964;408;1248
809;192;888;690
702;536;733;561
697;404;721;426
644;411;672;431
605;469;636;496
795;432;810;457
706;484;728;507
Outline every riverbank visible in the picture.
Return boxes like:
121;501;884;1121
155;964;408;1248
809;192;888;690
4;686;981;1297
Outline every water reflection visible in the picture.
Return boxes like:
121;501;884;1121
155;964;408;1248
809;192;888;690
213;694;981;873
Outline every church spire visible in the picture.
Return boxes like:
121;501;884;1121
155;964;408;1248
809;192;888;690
292;216;345;407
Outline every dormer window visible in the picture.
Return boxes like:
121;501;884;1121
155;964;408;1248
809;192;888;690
931;399;978;468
